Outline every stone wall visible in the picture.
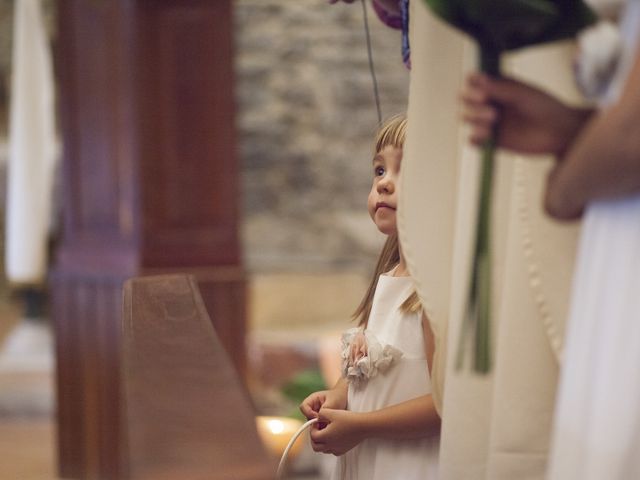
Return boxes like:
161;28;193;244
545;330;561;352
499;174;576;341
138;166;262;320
235;0;409;273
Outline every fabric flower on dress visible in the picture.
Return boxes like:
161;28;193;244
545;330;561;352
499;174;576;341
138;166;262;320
341;327;402;387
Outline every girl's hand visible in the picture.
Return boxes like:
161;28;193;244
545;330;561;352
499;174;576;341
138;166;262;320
309;408;367;456
300;385;348;420
461;73;592;156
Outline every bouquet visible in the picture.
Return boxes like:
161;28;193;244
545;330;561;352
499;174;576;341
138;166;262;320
422;0;597;373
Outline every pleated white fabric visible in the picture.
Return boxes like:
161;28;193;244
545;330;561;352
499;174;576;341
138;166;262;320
547;3;640;478
6;0;57;284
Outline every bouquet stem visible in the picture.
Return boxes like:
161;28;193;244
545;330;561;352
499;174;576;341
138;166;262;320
457;47;499;374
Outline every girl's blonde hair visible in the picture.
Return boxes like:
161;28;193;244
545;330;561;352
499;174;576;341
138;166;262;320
353;114;421;327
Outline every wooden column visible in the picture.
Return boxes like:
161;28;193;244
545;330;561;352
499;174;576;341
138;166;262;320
52;1;245;478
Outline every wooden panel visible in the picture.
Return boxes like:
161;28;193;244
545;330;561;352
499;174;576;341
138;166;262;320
56;0;239;269
138;1;239;267
58;0;136;238
52;274;127;479
52;278;84;479
122;275;273;479
73;6;119;231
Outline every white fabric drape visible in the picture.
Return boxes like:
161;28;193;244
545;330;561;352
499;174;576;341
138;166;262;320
6;0;57;285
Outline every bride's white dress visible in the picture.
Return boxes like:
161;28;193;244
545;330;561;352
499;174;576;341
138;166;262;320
547;3;640;479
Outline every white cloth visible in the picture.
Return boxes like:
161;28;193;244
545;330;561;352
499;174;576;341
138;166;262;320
398;2;582;478
331;272;439;479
547;3;640;479
6;0;57;284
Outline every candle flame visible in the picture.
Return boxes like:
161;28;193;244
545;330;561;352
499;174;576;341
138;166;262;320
267;419;285;435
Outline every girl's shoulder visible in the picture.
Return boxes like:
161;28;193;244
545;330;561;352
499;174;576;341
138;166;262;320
375;272;416;306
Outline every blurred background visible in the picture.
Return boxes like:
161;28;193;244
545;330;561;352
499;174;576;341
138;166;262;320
0;0;408;478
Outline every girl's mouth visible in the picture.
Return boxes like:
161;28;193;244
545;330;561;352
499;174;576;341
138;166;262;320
376;202;396;211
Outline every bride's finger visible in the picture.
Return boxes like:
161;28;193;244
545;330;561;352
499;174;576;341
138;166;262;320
462;106;497;126
460;88;489;107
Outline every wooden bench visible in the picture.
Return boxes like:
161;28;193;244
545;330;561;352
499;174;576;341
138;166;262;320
121;274;275;479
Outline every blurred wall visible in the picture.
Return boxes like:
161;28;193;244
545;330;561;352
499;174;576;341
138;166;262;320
235;0;409;274
0;1;410;332
0;0;409;278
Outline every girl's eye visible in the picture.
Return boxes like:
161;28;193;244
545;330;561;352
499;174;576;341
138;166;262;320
374;166;385;177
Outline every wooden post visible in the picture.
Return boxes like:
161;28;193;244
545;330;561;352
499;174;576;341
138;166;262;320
51;1;245;478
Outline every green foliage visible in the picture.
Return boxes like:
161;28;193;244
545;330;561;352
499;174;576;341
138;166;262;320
281;369;327;420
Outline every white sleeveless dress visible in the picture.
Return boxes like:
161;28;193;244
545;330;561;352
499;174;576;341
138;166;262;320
330;272;439;480
547;3;640;479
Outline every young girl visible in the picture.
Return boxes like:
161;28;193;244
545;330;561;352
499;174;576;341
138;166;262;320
300;114;440;479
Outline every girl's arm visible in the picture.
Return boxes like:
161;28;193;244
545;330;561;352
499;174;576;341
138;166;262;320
349;393;440;439
300;377;349;420
311;394;440;456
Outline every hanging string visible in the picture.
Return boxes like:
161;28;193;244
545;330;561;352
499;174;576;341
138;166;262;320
360;0;382;124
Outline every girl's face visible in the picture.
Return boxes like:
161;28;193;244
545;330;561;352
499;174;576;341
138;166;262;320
368;144;402;235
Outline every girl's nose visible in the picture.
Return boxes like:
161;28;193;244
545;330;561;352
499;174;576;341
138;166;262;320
377;176;394;193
